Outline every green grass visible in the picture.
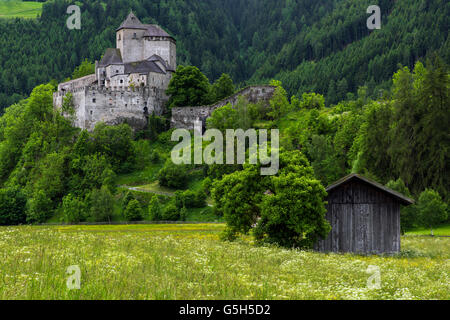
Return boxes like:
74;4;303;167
0;224;448;300
133;181;176;196
406;224;450;236
115;163;163;186
0;0;43;19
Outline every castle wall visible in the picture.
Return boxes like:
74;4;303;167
57;74;97;93
106;64;125;79
171;85;276;130
119;29;146;63
144;38;176;70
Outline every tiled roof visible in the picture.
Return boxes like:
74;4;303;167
116;12;144;31
124;60;165;74
116;12;175;40
98;48;123;67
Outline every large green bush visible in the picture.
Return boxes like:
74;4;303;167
123;199;143;222
89;186;114;222
416;189;448;235
162;202;180;221
158;161;188;189
0;186;27;225
254;173;330;248
212;149;329;248
148;196;163;221
62;194;87;223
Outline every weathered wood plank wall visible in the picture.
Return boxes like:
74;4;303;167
315;179;401;254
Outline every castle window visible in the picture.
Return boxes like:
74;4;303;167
92;98;96;103
116;70;119;73
120;79;123;84
118;34;121;41
133;33;137;39
90;111;93;115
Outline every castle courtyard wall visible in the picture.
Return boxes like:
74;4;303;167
171;85;276;130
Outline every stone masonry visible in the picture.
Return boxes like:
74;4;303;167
170;85;276;130
53;12;176;131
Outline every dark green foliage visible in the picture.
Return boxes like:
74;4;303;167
0;0;447;112
91;123;136;173
148;196;162;221
0;187;27;225
298;93;325;110
211;73;234;102
162;201;180;221
386;178;417;232
71;59;95;80
166;65;212;108
26;190;53;224
254;173;330;249
389;57;449;197
267;81;291;121
62;194;87;223
158;160;188;189
174;189;207;209
180;206;187;221
416;189;448;235
89;186;114;222
305;135;342;186
353;101;394;182
121;191;135;213
212;149;328;248
61;92;75;116
123;199;143;221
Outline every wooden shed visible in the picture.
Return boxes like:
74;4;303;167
315;174;414;254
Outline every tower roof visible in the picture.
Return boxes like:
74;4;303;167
116;12;175;41
116;12;144;31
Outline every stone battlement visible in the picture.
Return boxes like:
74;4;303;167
171;85;276;130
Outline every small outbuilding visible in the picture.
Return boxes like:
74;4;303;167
315;174;414;255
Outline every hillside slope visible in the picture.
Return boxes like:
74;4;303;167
0;0;448;110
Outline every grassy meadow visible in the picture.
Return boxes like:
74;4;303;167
406;224;450;237
0;224;448;300
0;1;43;19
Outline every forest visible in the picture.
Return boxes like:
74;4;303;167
0;0;448;247
0;0;449;110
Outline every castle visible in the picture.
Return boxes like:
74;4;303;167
54;12;276;132
53;12;176;131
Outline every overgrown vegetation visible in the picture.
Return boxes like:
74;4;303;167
1;0;448;111
0;52;448;249
0;224;448;299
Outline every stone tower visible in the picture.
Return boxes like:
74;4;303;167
116;12;176;70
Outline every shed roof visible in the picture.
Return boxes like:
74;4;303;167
326;174;414;205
